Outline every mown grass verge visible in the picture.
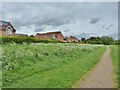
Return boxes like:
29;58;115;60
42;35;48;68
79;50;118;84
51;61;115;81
0;45;2;89
110;45;119;88
2;43;105;88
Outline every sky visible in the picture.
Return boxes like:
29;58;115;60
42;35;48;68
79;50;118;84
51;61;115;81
1;2;118;39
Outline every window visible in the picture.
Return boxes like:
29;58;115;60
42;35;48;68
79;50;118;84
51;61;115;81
52;34;55;39
6;28;12;35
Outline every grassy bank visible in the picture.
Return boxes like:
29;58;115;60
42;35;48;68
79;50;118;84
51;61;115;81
0;45;2;89
2;43;105;88
110;45;119;88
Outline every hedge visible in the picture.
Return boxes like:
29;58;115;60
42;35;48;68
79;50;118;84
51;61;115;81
1;36;61;44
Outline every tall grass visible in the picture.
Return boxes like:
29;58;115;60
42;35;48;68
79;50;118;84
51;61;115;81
2;43;105;88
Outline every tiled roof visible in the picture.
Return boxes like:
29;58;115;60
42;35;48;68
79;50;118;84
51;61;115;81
0;20;16;32
47;31;61;34
0;20;9;27
37;31;62;35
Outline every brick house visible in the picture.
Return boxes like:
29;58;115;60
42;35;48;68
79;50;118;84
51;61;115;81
0;21;16;36
35;31;64;42
66;36;79;42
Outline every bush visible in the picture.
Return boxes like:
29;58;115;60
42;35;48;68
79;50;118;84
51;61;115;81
1;36;60;44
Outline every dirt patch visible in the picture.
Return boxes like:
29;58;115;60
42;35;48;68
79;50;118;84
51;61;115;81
80;46;114;88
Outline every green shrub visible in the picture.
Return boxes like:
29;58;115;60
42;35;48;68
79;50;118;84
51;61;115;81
1;36;60;44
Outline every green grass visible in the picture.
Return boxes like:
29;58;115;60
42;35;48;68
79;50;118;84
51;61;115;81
110;45;119;88
2;43;106;88
0;45;2;89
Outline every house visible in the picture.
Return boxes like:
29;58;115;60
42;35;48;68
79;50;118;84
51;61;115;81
0;20;16;36
66;36;79;42
35;31;64;42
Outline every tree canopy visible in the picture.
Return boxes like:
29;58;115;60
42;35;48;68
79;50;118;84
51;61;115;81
81;36;119;45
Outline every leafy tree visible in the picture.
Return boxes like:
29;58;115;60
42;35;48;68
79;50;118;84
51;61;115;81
101;36;114;45
81;38;86;43
82;36;115;45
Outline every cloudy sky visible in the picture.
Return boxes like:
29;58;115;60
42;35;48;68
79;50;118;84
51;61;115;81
1;2;118;39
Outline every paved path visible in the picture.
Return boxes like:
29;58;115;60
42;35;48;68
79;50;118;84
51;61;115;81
80;46;114;88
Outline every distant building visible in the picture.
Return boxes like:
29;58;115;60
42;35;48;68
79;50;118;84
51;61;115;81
30;35;34;37
0;20;16;36
16;33;28;37
35;31;64;42
66;36;79;42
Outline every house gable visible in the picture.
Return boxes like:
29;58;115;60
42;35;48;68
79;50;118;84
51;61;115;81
0;20;16;36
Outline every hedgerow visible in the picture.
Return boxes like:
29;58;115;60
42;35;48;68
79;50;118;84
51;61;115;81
1;36;61;44
2;44;105;88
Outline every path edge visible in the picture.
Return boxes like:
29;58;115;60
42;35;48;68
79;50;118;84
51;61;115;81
72;46;107;88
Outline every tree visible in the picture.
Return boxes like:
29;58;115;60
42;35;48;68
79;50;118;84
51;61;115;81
86;36;115;45
101;36;114;45
81;38;86;43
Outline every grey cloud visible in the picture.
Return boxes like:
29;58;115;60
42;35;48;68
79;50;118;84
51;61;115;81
89;17;101;24
3;2;82;29
2;3;112;27
105;24;114;30
64;29;70;32
105;28;109;30
110;24;114;27
75;33;95;39
27;25;34;29
34;26;45;32
102;26;105;28
97;23;114;30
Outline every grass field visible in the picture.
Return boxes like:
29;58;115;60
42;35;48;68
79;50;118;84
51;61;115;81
110;45;119;88
2;43;106;88
0;46;2;89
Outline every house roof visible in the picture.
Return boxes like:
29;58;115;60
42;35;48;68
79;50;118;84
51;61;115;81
0;20;9;26
0;20;16;32
36;31;63;35
71;36;76;38
69;36;77;39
